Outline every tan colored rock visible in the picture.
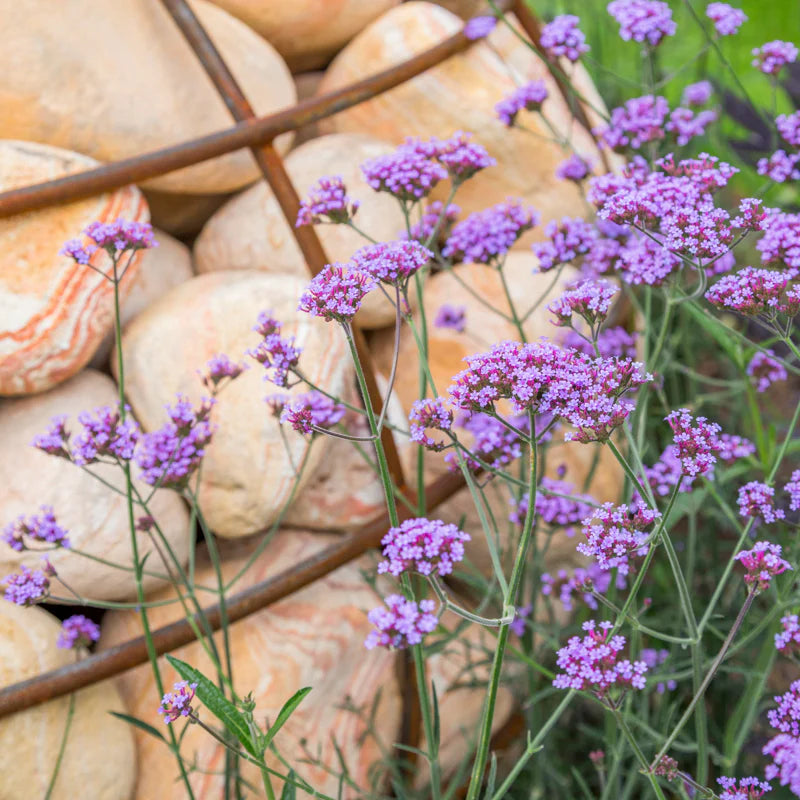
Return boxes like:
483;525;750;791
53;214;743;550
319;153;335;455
205;0;400;71
100;531;401;799
194;133;412;328
0;0;296;194
0;369;191;601
371;253;624;573
293;71;326;146
91;228;195;370
0;140;148;396
143;188;232;238
0;601;135;800
428;0;485;18
118;271;351;537
316;2;605;225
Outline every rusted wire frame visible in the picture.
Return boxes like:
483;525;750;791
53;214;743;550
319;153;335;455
0;1;508;220
0;471;466;719
159;0;405;487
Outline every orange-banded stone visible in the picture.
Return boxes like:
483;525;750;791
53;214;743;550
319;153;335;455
0;141;148;396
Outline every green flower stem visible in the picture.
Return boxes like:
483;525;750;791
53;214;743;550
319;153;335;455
343;324;442;800
428;576;514;627
498;259;527;342
651;590;756;769
465;410;538;800
44;692;75;800
111;258;196;800
608;702;668;800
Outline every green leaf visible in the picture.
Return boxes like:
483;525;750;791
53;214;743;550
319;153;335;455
165;655;258;757
431;682;441;759
682;302;742;364
262;687;312;751
109;711;166;743
279;771;297;800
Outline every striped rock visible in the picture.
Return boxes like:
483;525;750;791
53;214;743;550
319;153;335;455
118;271;351;537
316;2;606;228
91;228;195;370
0;369;191;600
0;601;135;800
0;0;296;194
0;140;148;396
99;531;401;799
194;133;412;328
371;253;625;574
205;0;400;71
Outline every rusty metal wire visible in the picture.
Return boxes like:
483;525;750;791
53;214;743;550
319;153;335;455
0;0;603;725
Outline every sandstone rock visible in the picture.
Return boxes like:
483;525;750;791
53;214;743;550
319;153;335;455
316;2;605;226
0;369;191;600
0;140;148;396
194;133;412;328
0;601;136;800
90;229;195;370
0;0;296;194
205;0;400;71
371;253;625;574
99;531;401;799
143;189;232;238
118;271;351;537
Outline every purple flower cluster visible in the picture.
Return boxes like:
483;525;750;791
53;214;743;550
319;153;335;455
540;15;590;62
403;202;461;247
61;218;157;264
563;326;638;360
682;80;713;107
361;140;447;202
542;563;624;612
747;351;787;393
446;412;524;471
158;681;198;723
665;408;722;478
769;681;800;737
136;396;216;490
643;445;697;496
434;131;496;183
351;240;432;286
594;95;669;151
548;279;619;330
737;482;786;524
778;112;800;148
553;620;648;694
364;595;438;649
463;15;497;40
201;354;247;392
434;303;466;332
296;175;360;227
510;604;532;637
71;405;141;465
578;502;660;573
511;477;595;537
555;154;592;183
764;734;800;795
247;313;302;387
705;267;799;318
786;471;800;512
533;217;596;271
495;81;549;127
607;0;675;46
758;150;800;183
443;199;539;265
706;3;747;37
3;561;53;606
776;614;800;652
298;263;376;323
377;517;470;577
409;398;453;452
280;391;346;435
716;776;771;800
448;340;650;445
57;615;101;649
665;106;717;146
758;211;800;272
735;541;792;592
617;235;681;286
2;506;70;552
752;41;798;75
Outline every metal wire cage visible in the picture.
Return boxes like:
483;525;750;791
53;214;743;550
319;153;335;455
0;0;596;763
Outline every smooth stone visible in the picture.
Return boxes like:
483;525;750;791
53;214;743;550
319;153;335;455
0;0;296;194
0;601;136;800
204;0;400;71
90;229;195;371
316;2;605;225
0;369;191;601
99;531;401;799
0;140;148;396
293;71;326;146
143;188;232;239
118;271;351;537
194;133;412;328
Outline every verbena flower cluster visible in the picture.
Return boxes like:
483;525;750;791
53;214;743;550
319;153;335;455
351;240;432;286
364;595;438;650
280;391;346;436
735;542;792;592
606;0;676;47
2;506;70;552
578;502;661;573
61;219;157;264
3;561;54;606
247;313;302;387
409;398;453;452
298;263;376;323
57;614;101;649
377;518;470;577
296;176;360;227
737;482;786;524
540;14;589;62
495;81;549;126
158;681;198;724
